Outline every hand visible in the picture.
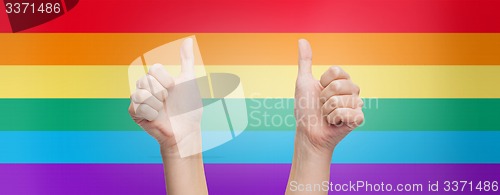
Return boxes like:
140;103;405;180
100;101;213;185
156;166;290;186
286;39;364;195
128;38;203;156
294;39;364;156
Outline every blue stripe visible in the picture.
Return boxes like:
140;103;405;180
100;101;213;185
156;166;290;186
0;131;499;163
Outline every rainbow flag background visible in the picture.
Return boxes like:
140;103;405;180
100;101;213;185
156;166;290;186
1;0;500;194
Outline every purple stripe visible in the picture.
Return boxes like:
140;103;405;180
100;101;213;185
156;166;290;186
0;164;499;195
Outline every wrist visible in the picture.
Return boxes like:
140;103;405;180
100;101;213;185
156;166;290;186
294;131;335;160
159;141;182;158
287;133;333;194
159;130;203;159
160;140;207;195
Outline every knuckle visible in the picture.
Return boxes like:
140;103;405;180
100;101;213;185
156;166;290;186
139;77;148;89
146;74;153;81
326;117;333;124
136;90;151;103
354;84;360;94
165;79;174;89
330;80;341;91
357;97;364;108
329;66;340;77
137;104;155;117
358;114;365;123
136;91;147;102
128;104;135;115
145;75;156;89
160;89;169;101
131;92;140;103
136;105;147;115
150;63;162;72
353;113;365;127
328;109;342;124
149;64;165;78
319;94;328;103
136;79;142;89
152;98;164;109
326;114;335;124
319;91;328;102
321;103;332;115
321;104;328;115
329;96;339;107
330;109;341;117
147;74;156;81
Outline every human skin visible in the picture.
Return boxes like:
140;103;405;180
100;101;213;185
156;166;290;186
128;38;208;195
286;39;365;195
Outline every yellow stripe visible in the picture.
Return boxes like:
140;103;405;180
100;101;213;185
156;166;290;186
1;65;499;98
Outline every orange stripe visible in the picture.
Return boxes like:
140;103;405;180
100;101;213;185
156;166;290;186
1;33;499;65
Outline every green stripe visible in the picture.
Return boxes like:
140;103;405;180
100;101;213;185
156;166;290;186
0;98;499;131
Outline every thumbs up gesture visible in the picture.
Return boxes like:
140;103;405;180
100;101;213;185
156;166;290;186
128;38;208;194
287;39;365;194
128;38;203;157
294;39;364;155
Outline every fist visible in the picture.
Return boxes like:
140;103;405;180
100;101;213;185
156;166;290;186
294;39;364;153
129;63;175;141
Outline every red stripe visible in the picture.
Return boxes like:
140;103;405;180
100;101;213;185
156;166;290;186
0;3;10;32
6;0;498;33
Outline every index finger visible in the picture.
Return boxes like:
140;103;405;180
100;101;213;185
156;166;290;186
319;66;350;88
148;63;175;89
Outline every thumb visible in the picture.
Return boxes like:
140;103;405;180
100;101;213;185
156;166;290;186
297;39;313;79
180;38;195;77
